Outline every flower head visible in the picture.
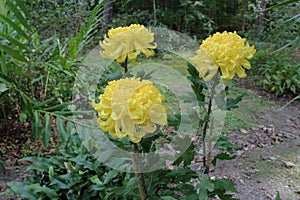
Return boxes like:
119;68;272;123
93;78;167;143
100;24;157;64
190;31;256;82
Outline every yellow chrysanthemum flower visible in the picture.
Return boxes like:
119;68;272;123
93;78;167;143
190;31;256;82
100;24;157;64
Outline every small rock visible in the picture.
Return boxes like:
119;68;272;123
239;178;245;184
283;160;295;168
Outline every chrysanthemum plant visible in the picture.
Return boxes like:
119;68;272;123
94;25;256;199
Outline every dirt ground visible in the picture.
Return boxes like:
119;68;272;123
210;81;300;200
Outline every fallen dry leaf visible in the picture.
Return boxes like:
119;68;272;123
283;160;295;168
240;128;249;134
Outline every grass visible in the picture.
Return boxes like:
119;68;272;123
222;86;276;134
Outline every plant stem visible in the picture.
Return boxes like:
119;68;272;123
122;57;128;73
131;143;148;200
202;79;218;174
206;116;214;173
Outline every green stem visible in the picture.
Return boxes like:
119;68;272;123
122;57;128;73
202;78;218;174
131;143;149;200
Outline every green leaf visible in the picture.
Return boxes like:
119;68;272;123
19;112;27;123
7;182;39;199
56;117;68;145
265;0;299;11
198;174;214;200
214;136;241;153
0;83;9;93
32;111;41;140
6;0;31;30
43;101;72;112
213;178;237;193
29;184;58;200
0;13;29;39
1;53;8;76
33;97;56;109
275;192;281;200
0;159;6;174
173;143;195;166
166;167;198;182
43;113;51;147
0;32;28;50
0;44;27;62
211;153;235;166
104;169;119;184
14;0;31;18
161;196;178;200
226;93;245;110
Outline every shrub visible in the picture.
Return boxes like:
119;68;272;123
251;50;300;96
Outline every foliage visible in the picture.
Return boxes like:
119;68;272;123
247;0;299;51
3;131;237;200
112;0;214;38
251;50;300;96
0;0;104;146
26;0;102;40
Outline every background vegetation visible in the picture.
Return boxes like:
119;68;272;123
0;0;299;199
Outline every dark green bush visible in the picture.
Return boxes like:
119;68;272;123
251;50;300;96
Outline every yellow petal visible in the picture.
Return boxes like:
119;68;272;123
149;104;167;125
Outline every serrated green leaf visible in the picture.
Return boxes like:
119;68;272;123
43;113;51;147
211;153;235;166
226;93;245;110
214;178;237;193
198;174;214;200
166;167;198;182
173;143;195;166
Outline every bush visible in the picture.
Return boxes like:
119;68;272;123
251;50;300;96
